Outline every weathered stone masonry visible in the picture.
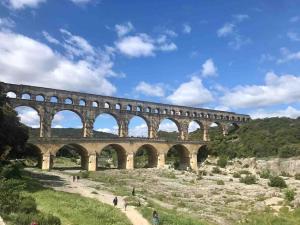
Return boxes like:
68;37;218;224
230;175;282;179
1;82;250;171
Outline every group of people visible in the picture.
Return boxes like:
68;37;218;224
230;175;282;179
72;175;80;182
113;187;160;225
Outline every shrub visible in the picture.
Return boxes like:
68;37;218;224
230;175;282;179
239;170;251;175
259;169;271;179
280;171;291;177
217;180;225;185
240;175;257;185
268;176;287;188
0;163;22;179
284;189;295;202
14;213;61;225
233;172;241;178
294;173;300;180
19;196;37;214
217;156;228;168
198;170;207;176
229;178;233;182
278;145;297;158
212;167;221;174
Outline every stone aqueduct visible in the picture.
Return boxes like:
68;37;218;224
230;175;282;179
1;82;250;171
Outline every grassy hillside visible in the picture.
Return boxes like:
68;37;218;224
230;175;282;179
208;117;300;158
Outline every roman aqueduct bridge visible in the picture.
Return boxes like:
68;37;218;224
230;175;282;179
1;82;250;171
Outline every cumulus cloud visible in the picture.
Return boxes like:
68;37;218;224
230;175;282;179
70;0;92;4
42;31;59;44
166;76;214;106
217;23;235;37
135;81;165;97
115;33;177;57
201;58;217;77
182;23;191;34
15;107;40;128
250;106;300;119
290;16;299;23
233;14;249;22
277;47;300;63
188;121;200;132
158;121;179;132
2;0;46;9
0;30;117;95
0;17;15;28
220;72;300;109
115;22;134;37
129;123;148;137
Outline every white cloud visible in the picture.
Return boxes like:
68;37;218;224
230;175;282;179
250;106;300;119
217;23;235;37
201;58;217;77
115;34;155;57
3;0;46;9
15;107;40;128
115;22;134;37
182;23;191;34
97;127;118;134
129;123;148;137
165;29;177;37
135;81;165;97
287;32;300;41
115;33;177;57
42;31;59;44
188;121;200;132
220;72;300;109
70;0;92;4
277;47;300;63
166;76;214;106
290;16;299;23
158;121;178;132
0;30;117;95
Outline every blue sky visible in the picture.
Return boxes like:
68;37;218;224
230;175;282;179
1;0;300;136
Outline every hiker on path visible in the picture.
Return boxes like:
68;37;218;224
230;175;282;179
113;196;118;207
72;175;75;182
132;187;135;196
152;210;159;225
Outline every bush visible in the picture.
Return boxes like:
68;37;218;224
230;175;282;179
259;169;271;179
217;180;224;185
240;175;257;185
295;173;300;180
14;213;61;225
212;167;221;174
19;196;37;214
0;163;22;179
239;170;251;175
278;145;298;158
217;156;228;168
280;171;291;177
233;172;241;178
284;189;295;202
268;176;287;188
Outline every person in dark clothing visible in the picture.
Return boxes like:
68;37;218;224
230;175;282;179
72;175;75;182
152;210;159;225
77;175;80;181
132;187;135;196
113;196;118;207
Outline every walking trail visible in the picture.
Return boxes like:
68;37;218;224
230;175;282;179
29;169;150;225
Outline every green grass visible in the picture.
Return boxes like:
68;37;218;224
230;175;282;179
238;208;300;225
28;189;131;225
139;201;211;225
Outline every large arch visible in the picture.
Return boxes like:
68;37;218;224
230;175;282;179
11;143;42;168
158;118;180;140
51;110;83;138
197;145;209;166
53;143;89;170
166;144;190;170
97;144;127;169
15;106;40;137
188;120;203;141
93;113;119;138
128;116;149;138
134;144;158;168
209;122;223;140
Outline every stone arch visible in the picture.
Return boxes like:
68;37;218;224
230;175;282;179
64;98;73;105
50;96;58;103
92;101;99;107
14;106;41;131
228;122;239;134
51;109;84;137
93;112;119;136
208;121;223;140
158;117;181;139
79;99;86;106
128;115;150;137
35;94;45;102
188;120;203;141
21;93;31;100
134;144;158;168
166;144;190;170
53;143;89;170
104;102;110;109
22;143;43;168
127;104;132;111
136;106;142;112
6;91;17;98
98;144;127;169
197;145;209;166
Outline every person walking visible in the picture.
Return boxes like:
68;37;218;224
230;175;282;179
132;187;135;196
72;175;75;182
113;196;118;207
152;210;159;225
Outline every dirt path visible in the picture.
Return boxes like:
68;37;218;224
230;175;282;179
0;216;5;225
28;169;150;225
